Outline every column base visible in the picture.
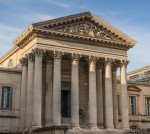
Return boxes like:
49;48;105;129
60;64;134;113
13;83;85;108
44;122;53;127
89;126;99;131
68;127;82;132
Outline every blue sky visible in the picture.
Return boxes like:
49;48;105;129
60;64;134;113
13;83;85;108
0;0;150;72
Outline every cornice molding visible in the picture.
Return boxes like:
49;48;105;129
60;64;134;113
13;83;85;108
15;28;132;51
0;46;19;63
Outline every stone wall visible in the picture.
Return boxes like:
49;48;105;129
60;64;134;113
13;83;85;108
0;68;21;133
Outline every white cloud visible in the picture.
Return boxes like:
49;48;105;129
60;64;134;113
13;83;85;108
21;14;54;23
0;24;23;56
44;0;70;9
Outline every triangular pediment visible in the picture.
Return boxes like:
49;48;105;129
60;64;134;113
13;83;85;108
128;85;141;92
36;20;120;42
14;12;136;49
32;12;136;45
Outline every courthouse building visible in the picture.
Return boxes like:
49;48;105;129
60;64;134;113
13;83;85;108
0;11;149;134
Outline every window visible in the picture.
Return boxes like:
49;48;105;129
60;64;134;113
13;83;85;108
129;96;136;115
145;97;150;115
1;86;13;109
61;81;71;118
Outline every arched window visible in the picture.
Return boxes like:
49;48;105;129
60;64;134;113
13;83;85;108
8;59;13;68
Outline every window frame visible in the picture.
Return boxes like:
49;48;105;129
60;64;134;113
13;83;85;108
1;85;13;110
129;96;136;115
145;97;150;115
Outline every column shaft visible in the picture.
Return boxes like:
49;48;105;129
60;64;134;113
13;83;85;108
26;55;34;128
71;54;79;128
33;54;43;127
20;58;28;129
53;52;61;125
45;61;53;126
105;59;114;129
96;65;103;127
121;61;129;129
89;58;97;129
112;70;118;128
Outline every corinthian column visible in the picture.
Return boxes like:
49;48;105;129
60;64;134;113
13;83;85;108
20;57;28;130
71;53;80;128
105;58;114;129
96;61;104;127
112;63;118;129
53;51;62;126
45;53;53;126
88;56;97;129
32;48;44;127
120;60;129;129
26;53;34;128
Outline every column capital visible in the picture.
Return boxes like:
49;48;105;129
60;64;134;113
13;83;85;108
26;53;34;62
20;57;28;66
105;58;113;66
120;60;129;68
112;60;120;72
96;60;104;70
32;48;44;58
45;52;53;65
72;53;80;63
89;56;97;65
53;51;63;60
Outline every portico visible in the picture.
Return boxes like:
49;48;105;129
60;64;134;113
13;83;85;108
0;12;136;133
20;47;129;130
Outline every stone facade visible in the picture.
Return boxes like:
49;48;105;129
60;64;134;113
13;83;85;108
1;12;148;134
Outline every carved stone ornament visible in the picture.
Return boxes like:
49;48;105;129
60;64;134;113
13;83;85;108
96;60;104;70
53;51;64;60
120;60;129;67
44;52;53;64
112;60;120;72
26;53;34;62
20;57;28;66
89;56;97;65
32;48;44;57
72;53;80;63
49;21;115;40
105;58;113;67
128;85;141;92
